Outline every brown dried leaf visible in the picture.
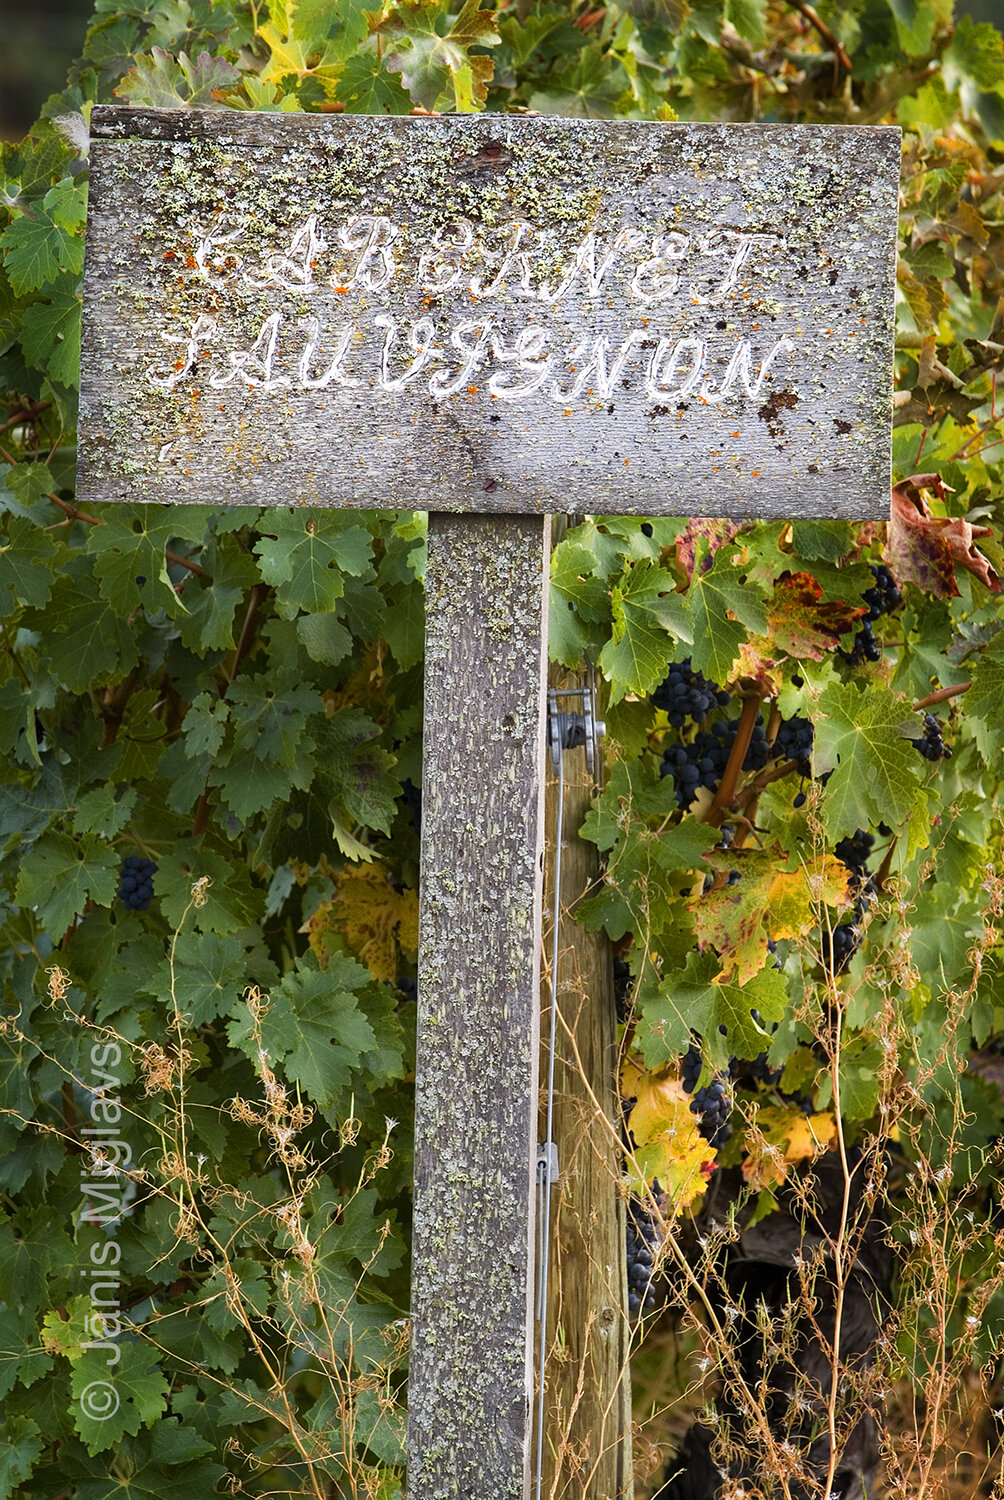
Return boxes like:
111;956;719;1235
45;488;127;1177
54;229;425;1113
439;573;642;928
885;472;1001;598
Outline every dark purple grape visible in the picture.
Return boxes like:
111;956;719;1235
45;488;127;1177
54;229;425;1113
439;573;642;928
118;855;157;912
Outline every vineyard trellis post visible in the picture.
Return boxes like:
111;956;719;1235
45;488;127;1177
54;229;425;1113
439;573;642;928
76;105;899;1500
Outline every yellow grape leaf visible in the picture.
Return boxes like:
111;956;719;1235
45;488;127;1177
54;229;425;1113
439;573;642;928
691;844;850;985
621;1057;717;1210
742;1104;837;1190
308;866;418;981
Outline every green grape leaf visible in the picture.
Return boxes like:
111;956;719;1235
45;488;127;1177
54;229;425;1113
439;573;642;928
87;505;211;615
598;560;692;703
380;0;500;112
0;516;61;608
816;1034;883;1121
72;784;137;838
528;44;624;117
155;842;262;935
227;958;375;1110
549;540;609;667
175;535;259;654
19;290;81;388
43;179;88;232
637;948;788;1071
0;1206;75;1307
14;832;119;937
578;760;717;940
0;1415;44;1498
31;568;139;691
966;629;1004;765
152;931;250;1025
115;48;239;107
813;681;926;841
70;1343;168;1452
944;15;1004;92
335;45;414;112
254;510;371;617
0;208;84;295
0;1305;52;1401
725;0;767;46
3;462;55;516
688;547;769;683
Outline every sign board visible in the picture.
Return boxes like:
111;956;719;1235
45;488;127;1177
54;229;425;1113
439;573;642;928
79;109;899;519
77;105;901;1500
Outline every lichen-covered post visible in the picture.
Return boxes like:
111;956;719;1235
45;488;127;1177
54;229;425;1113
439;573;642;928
409;512;550;1499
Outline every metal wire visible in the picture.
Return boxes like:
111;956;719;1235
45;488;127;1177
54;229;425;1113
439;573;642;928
534;711;564;1500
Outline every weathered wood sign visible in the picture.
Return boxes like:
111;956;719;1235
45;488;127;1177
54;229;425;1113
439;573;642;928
77;105;900;1500
79;109;898;520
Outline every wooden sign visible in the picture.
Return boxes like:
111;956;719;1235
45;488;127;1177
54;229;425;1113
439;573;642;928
77;105;901;1500
79;109;899;520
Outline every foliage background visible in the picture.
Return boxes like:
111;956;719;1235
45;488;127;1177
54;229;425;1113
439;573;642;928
3;0;1004;1495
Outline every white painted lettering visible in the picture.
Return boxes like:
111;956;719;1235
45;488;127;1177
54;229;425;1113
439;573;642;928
419;220;475;293
147;313;219;389
645;336;707;400
298;318;360;389
209;312;289;390
338;214;398;291
488;326;553;400
428;321;498;398
375;315;438;391
245;213;326;292
700;336;795;403
552;329;647;402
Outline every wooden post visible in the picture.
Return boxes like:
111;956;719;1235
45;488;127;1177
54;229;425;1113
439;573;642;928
537;665;633;1500
409;513;550;1499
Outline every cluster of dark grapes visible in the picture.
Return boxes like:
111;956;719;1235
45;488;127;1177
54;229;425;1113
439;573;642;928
913;713;952;761
841;563;902;665
613;955;631;1022
660;714;773;807
626;1191;663;1317
773;715;814;777
118;855;157;911
400;778;422;837
681;1040;734;1150
822;830;876;973
652;659;731;727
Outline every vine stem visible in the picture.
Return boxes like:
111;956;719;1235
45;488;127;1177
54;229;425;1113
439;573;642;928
166;547;209;579
913;682;970;711
2;623;31;688
786;0;852;72
45;492;102;527
0;400;52;435
710;693;762;819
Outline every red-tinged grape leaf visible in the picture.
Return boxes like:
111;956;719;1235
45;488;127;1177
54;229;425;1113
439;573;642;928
114;48;239;108
741;1105;837;1190
766;571;867;660
690;844;850;985
885;472;1001;597
620;1057;716;1207
675;518;741;583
